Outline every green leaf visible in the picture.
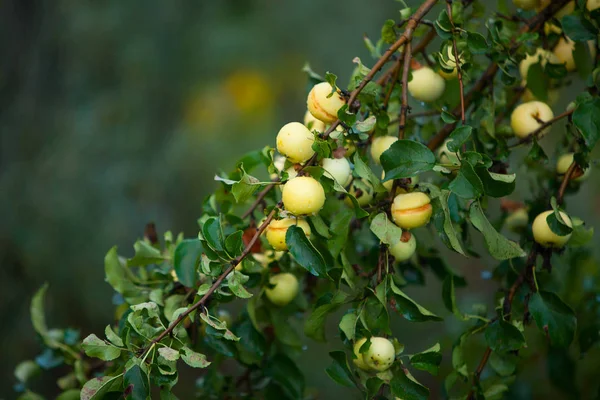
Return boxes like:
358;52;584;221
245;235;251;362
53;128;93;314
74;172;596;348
339;312;358;341
547;200;574;236
82;334;121;361
104;247;145;304
562;14;598;42
105;325;124;347
124;365;149;400
485;320;525;353
309;214;331;239
390;369;430;400
474;167;516;198
489;352;518;377
410;343;442;375
447;126;472;152
469;201;526;260
81;374;123;400
381;19;397;44
158;346;180;361
381;140;437;180
227;271;253;299
232;169;261;204
14;360;41;383
569;218;594;246
128;241;164;267
224;230;244;258
529;291;577;347
202;217;225;252
467;31;488;54
173;239;203;288
265;354;305;400
574;40;593;80
56;390;81;400
31;283;51;343
370;212;403;246
181;346;211;368
390;279;442;322
441;110;458;123
352;153;386;193
305;291;348;341
449;161;484;199
526;62;548;102
573;97;600;150
430;191;465;255
286;225;328;277
325;351;356;387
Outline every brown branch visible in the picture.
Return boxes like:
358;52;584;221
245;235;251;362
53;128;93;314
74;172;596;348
507;109;574;149
426;0;573;150
398;41;413;139
140;204;281;357
466;347;492;400
446;1;466;124
241;182;278;219
557;161;577;205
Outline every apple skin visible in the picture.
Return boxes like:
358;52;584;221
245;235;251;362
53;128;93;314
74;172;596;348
532;210;573;248
510;101;554;139
276;122;315;163
304;109;326;133
556;153;590;181
282;176;326;215
346;179;374;207
522;88;559;105
322;157;352;187
505;208;529;233
391;192;433;229
352;338;372;371
519;48;560;81
265;273;299;307
588;0;600;11
363;337;396;372
266;217;311;251
437;139;461;165
249;250;285;269
513;0;540;10
553;37;596;72
307;82;346;123
382;171;418;194
407;67;446;103
371;136;398;165
389;232;417;262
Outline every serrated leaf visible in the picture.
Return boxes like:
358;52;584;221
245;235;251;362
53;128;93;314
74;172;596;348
128;241;164;267
529;291;577;347
449;161;484;199
390;369;429;400
286;225;328;277
202;217;225;252
325;351;356;387
82;334;121;361
105;325;124;347
227;271;253;299
562;14;598;42
104;247;145;304
181;346;211;368
370;212;403;246
81;374;123;400
305;291;348;341
124;365;149;400
410;343;442;375
485;320;525;353
573;97;600;150
173;239;203;288
381;140;436;180
475;167;516;198
469;201;526;260
447;126;472;152
430;191;465;255
352;153;386;193
390;278;442;322
339;312;358;341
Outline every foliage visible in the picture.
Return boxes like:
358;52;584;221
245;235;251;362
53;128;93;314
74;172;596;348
12;0;600;399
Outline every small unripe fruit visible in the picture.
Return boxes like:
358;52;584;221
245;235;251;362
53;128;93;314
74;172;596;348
266;217;311;251
363;337;396;372
389;231;417;262
556;153;590;181
371;136;398;165
519;48;560;81
352;338;371;371
513;0;540;10
265;273;299;306
276;122;315;163
407;67;446;103
553;37;596;72
346;179;374;207
437;139;460;165
304;109;326;132
439;68;457;80
322;157;352;187
307;82;346;123
391;192;432;229
505;208;529;233
282;176;326;215
532;210;573;248
510;101;554;139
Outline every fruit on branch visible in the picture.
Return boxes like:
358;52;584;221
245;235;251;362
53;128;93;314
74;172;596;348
391;192;432;229
389;231;417;262
532;210;573;248
362;337;396;372
251;250;285;268
438;45;463;80
437;139;461;165
556;153;590;181
322;157;352;187
505;208;529;233
371;135;398;165
265;273;299;306
346;179;374;207
407;66;446;103
382;172;418;194
510;101;554;139
522;88;559;105
553;37;596;72
352;338;372;371
537;0;575;17
282;176;326;215
304;109;326;133
588;0;600;11
519;48;560;82
512;0;540;10
307;82;346;123
266;217;311;251
276;122;316;163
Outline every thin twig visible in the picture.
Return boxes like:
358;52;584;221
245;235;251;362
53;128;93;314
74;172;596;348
241;182;278;219
399;41;412;139
557;161;577;204
466;347;492;400
507;109;574;149
446;0;466;124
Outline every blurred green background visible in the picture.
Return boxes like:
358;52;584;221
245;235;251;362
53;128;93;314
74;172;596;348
2;0;600;398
